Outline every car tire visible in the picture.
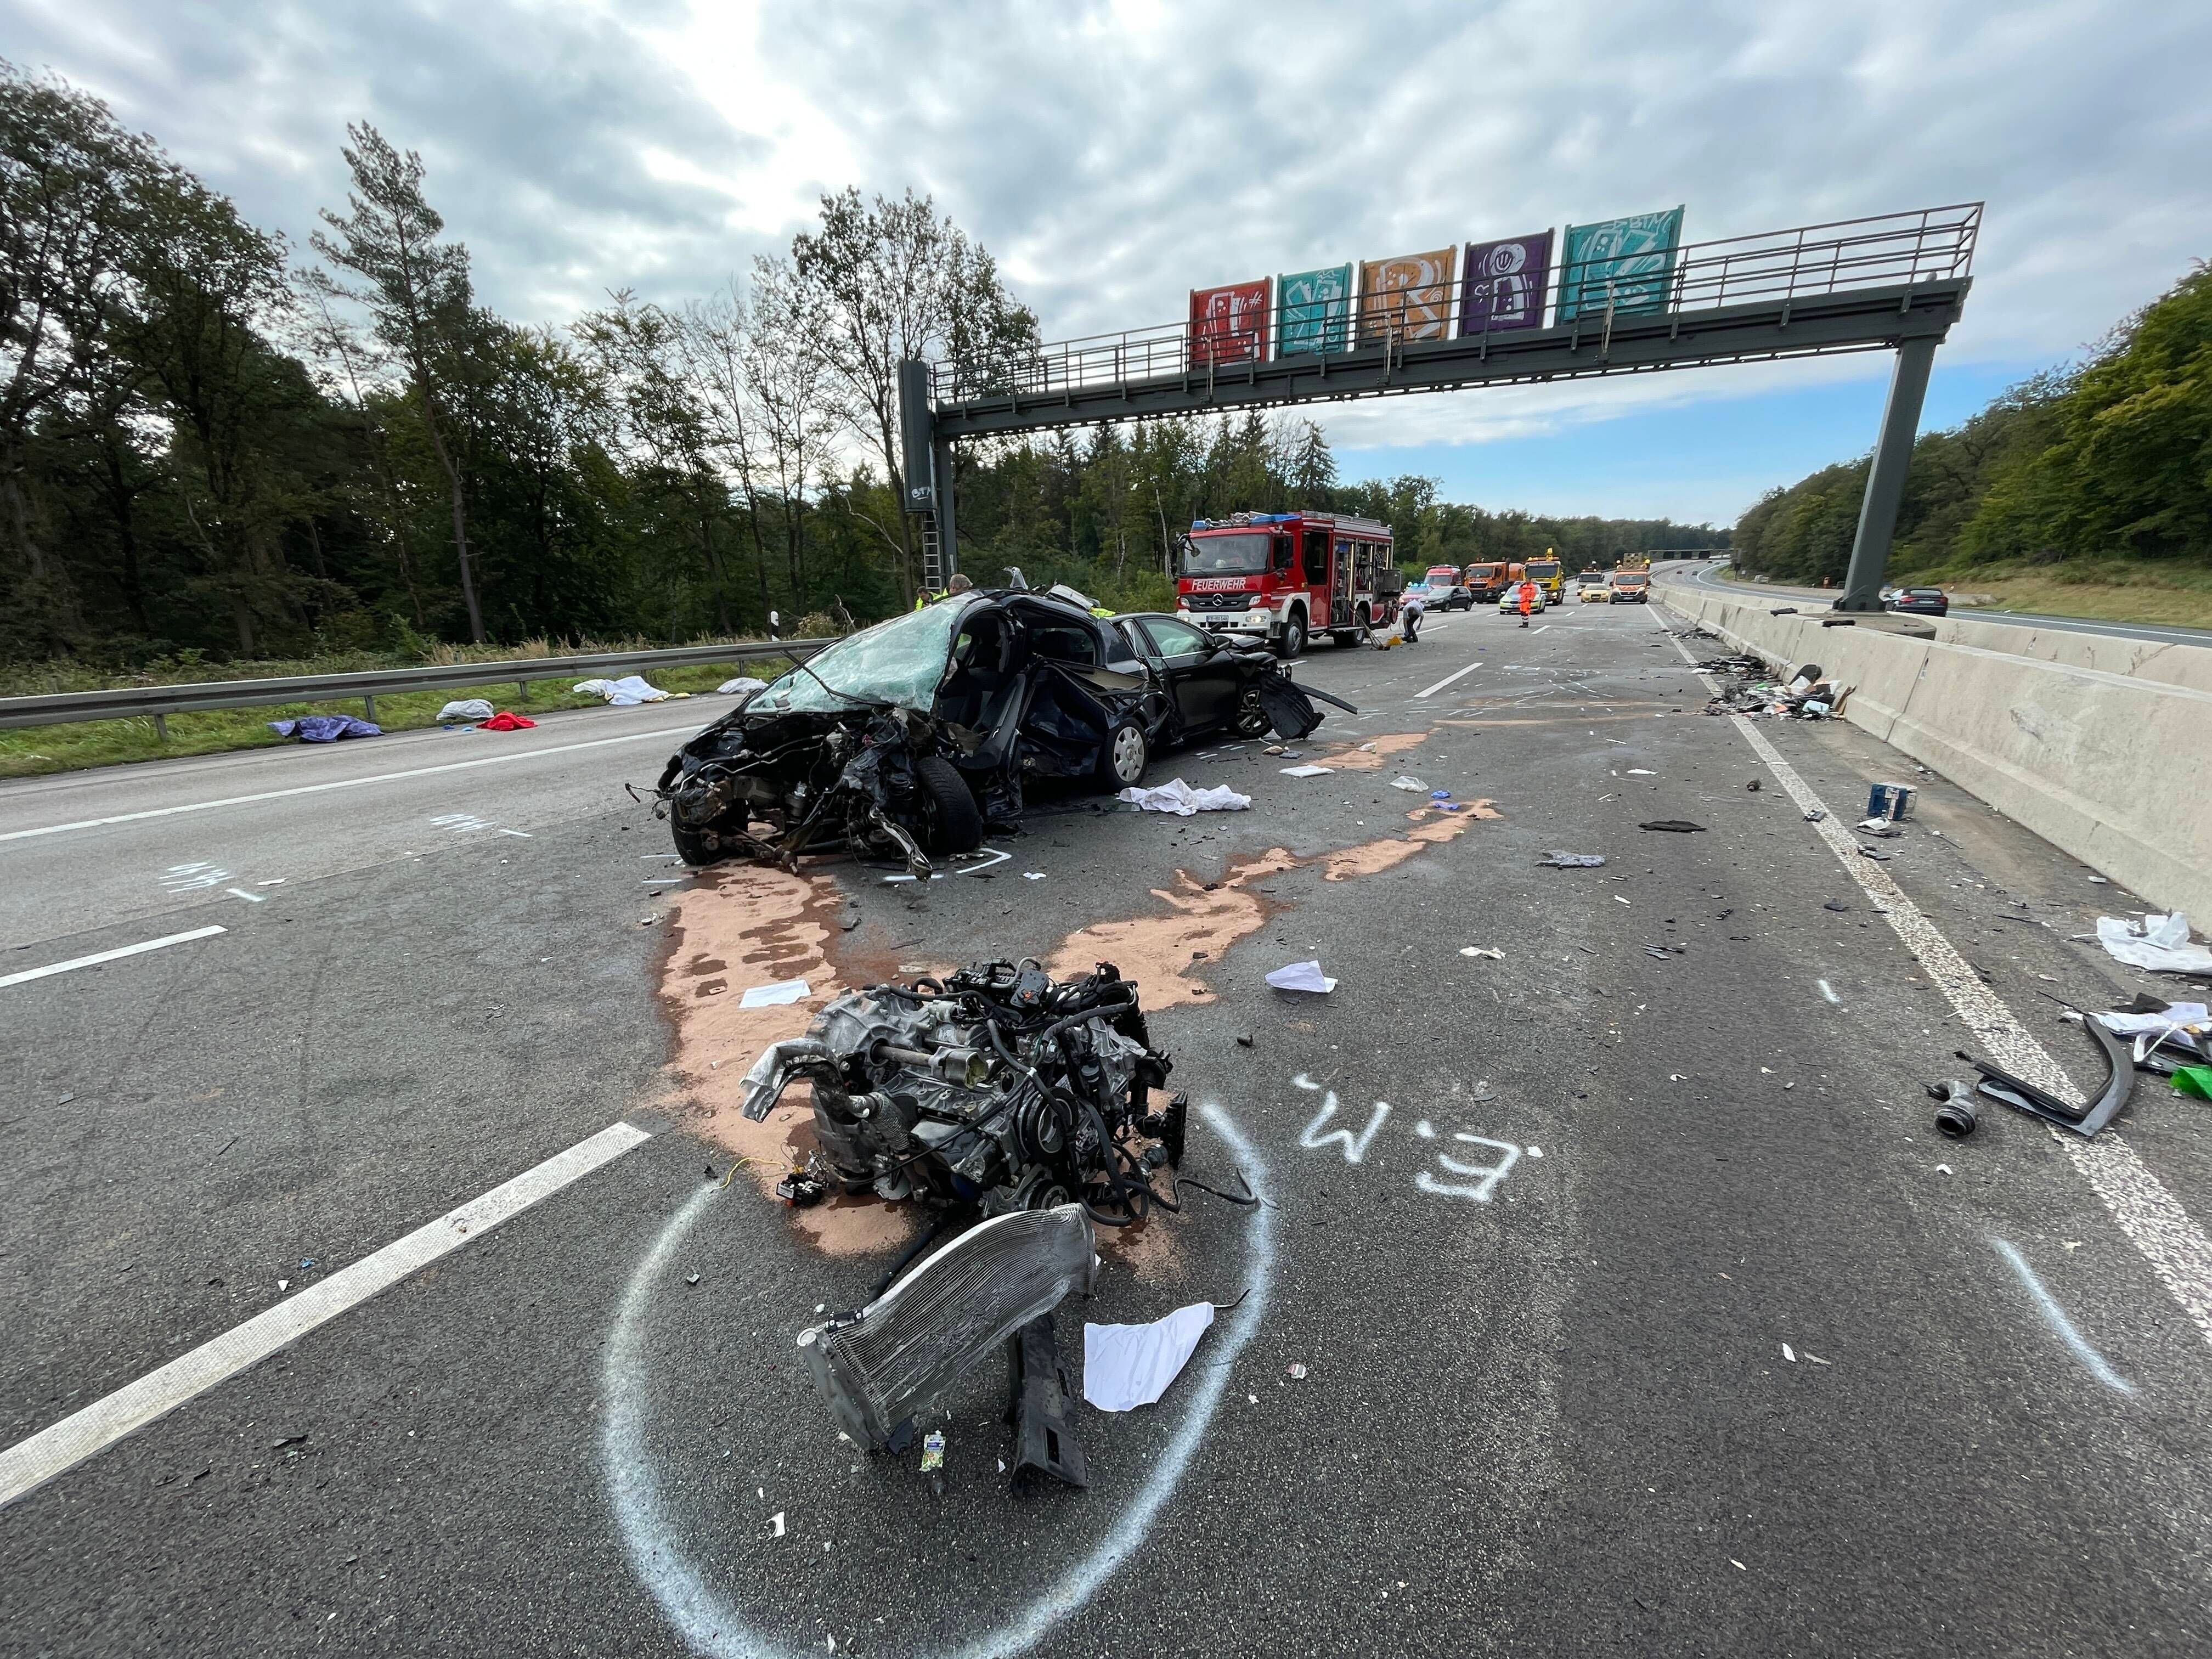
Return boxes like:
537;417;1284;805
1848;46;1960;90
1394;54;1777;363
1276;610;1307;659
1232;686;1271;738
670;813;729;867
1096;718;1149;791
914;755;984;854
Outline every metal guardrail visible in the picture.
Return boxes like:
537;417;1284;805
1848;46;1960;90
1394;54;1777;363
0;639;830;736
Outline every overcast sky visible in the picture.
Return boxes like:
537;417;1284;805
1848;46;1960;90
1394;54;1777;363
13;0;2209;523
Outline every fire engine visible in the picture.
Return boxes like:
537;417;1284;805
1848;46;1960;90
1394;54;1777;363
1176;511;1399;657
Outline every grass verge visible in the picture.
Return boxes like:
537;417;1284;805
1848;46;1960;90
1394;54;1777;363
1709;558;2212;631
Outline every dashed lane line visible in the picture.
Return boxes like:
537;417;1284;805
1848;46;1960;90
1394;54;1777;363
1414;661;1485;699
0;1120;654;1508
1655;608;2212;1348
0;724;704;844
0;924;226;989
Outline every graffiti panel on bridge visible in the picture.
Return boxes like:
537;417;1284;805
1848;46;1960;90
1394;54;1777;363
1557;206;1685;321
1276;262;1353;356
1188;278;1272;367
1460;229;1555;334
1358;246;1457;346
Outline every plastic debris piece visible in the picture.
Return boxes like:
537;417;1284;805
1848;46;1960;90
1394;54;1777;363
1023;871;1047;880
2174;1066;2212;1101
1280;764;1333;778
740;978;811;1008
1782;1343;1797;1362
1389;775;1429;792
2096;913;2212;975
1459;946;1504;960
1804;809;1826;822
1538;851;1606;868
769;1511;785;1537
1118;777;1251;815
1626;768;1656;776
1287;1362;1308;1379
920;1431;945;1472
1265;961;1336;993
1639;820;1707;833
1083;1303;1216;1411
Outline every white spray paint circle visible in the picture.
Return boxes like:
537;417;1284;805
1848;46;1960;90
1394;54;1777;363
602;1103;1276;1658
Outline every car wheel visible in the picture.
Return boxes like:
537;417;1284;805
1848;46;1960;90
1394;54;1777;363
670;812;730;867
1276;610;1307;659
913;755;984;854
1232;686;1271;737
1096;719;1149;790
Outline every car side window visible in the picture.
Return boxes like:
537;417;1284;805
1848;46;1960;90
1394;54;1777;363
1139;617;1214;657
1104;623;1142;666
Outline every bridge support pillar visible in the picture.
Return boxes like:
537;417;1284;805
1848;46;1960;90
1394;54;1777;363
1836;336;1938;612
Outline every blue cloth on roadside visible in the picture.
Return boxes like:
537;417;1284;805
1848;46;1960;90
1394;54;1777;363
268;715;382;743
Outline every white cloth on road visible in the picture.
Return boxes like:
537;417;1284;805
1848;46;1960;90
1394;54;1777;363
1117;777;1251;816
1083;1302;1216;1412
717;676;769;699
1266;960;1336;993
573;674;670;706
2096;913;2212;975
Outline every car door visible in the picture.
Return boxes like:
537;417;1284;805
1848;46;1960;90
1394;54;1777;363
1135;615;1240;735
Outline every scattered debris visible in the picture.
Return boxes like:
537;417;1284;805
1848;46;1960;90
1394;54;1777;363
1804;809;1826;822
738;978;811;1008
1459;946;1504;960
267;715;380;743
1747;779;1761;792
769;1512;786;1538
1959;1012;2135;1138
1023;871;1047;880
2175;1066;2212;1101
1538;851;1606;868
1118;777;1252;815
1697;656;1852;720
1286;1362;1308;1379
1389;775;1430;792
1824;901;1850;912
1782;1343;1796;1362
1626;768;1656;776
1928;1080;1978;1139
1083;1303;1216;1412
1855;820;1904;838
573;674;670;705
2096;913;2212;976
1639;820;1707;833
1865;783;1916;822
1266;961;1336;993
1280;764;1333;778
1235;1032;1254;1047
1858;847;1893;861
920;1430;946;1472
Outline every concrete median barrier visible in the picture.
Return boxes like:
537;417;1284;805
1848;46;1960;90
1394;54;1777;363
1657;578;2212;924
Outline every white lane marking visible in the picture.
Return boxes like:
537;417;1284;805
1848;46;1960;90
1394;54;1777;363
1656;610;2212;1347
1;925;226;989
0;1120;651;1508
603;1105;1276;1659
1534;624;1552;634
223;887;265;903
0;724;702;844
1414;661;1485;699
1817;979;1840;1005
1993;1239;2136;1395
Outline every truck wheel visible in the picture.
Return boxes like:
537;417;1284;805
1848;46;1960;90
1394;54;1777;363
915;755;984;854
1276;610;1307;659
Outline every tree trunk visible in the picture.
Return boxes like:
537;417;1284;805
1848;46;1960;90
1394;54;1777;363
448;476;484;642
102;443;151;636
305;517;330;579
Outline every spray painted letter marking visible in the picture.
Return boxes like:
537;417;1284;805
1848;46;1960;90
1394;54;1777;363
1295;1075;1393;1165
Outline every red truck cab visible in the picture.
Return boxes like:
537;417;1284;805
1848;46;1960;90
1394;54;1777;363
1177;511;1397;657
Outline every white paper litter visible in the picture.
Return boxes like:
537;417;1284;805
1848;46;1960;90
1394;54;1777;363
1389;775;1429;792
1459;946;1504;960
718;676;769;698
2097;1002;2208;1036
1117;777;1252;815
2096;913;2212;974
738;978;811;1008
1023;871;1047;880
1082;1302;1216;1412
1626;768;1656;776
1280;764;1333;778
1265;960;1336;993
437;698;494;723
573;674;670;706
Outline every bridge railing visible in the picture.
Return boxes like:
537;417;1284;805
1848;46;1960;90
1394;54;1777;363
933;202;1981;405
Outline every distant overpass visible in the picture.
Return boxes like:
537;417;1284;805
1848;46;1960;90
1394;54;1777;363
900;202;1980;612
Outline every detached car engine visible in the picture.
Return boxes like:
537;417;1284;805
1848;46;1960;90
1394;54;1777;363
742;958;1184;1223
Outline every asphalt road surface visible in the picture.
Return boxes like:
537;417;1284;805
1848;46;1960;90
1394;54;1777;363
1679;556;2212;648
4;603;2209;1657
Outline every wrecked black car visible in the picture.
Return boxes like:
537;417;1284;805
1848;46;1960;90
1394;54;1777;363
656;588;1351;871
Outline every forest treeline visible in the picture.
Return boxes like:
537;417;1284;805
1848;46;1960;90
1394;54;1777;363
1;61;1723;672
1732;261;2212;584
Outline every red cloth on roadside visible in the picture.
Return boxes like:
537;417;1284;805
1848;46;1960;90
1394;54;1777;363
478;711;537;730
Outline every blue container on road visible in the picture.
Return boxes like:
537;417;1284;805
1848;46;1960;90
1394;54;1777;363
1866;782;1916;822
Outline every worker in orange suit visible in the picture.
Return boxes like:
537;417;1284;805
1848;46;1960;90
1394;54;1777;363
1517;580;1534;627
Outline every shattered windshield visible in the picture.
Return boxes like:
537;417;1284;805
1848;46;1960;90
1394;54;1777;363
1180;532;1271;577
752;600;970;715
